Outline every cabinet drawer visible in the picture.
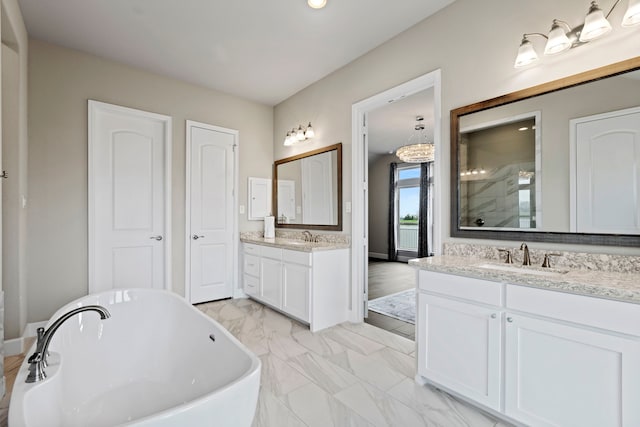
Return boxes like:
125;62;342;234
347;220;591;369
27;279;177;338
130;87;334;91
244;274;259;295
260;245;282;260
283;249;312;266
244;254;260;277
419;270;503;306
243;243;261;256
507;284;640;337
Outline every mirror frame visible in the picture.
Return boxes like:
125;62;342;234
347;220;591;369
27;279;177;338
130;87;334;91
450;56;640;247
273;142;343;231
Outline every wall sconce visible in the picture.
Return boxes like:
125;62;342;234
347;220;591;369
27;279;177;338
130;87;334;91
283;122;315;146
514;0;640;68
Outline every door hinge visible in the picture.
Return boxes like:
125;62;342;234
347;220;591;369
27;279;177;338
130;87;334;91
0;171;7;179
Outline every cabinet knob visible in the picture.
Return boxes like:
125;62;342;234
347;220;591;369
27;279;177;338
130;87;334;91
507;317;514;323
491;313;497;319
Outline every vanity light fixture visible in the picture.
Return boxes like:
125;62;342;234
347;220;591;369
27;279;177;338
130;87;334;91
514;0;640;68
307;0;327;9
283;122;315;146
395;116;435;163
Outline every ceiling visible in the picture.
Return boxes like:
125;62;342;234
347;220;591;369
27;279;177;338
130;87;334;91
18;0;454;106
367;88;435;163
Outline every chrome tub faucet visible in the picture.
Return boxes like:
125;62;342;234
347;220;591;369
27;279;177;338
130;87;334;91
26;305;111;383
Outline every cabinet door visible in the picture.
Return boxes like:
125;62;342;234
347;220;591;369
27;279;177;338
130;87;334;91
260;257;282;308
282;262;310;322
505;313;640;427
417;293;502;410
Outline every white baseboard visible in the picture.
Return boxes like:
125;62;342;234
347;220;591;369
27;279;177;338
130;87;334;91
368;252;388;260
234;289;248;299
5;321;47;356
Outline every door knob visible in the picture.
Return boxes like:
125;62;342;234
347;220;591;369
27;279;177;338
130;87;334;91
150;235;163;241
192;235;205;240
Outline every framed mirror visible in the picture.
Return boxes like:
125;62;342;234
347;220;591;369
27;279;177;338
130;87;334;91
451;56;640;247
273;143;342;231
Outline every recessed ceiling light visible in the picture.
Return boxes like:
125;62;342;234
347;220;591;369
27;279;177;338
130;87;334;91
308;0;327;9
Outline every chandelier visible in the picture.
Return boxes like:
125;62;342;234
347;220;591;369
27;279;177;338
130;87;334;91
395;116;435;163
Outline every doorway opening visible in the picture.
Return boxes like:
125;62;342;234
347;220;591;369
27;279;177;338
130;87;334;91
351;70;442;340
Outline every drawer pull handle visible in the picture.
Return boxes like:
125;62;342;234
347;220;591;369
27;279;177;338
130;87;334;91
247;263;255;267
507;317;514;323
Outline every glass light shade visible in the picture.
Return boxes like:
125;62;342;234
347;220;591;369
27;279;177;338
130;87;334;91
544;22;571;55
395;143;435;163
296;125;305;141
580;1;612;41
284;132;293;146
623;0;640;26
307;0;327;9
514;37;539;68
304;122;315;139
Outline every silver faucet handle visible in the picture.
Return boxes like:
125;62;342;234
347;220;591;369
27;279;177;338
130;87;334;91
541;253;562;268
497;249;513;264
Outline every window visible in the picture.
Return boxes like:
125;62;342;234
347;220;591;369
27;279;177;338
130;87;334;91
396;165;420;253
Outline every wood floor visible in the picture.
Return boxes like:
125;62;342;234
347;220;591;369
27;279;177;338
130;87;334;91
366;259;416;341
1;343;33;427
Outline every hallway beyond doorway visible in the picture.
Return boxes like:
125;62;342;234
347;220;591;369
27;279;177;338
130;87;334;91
366;259;415;340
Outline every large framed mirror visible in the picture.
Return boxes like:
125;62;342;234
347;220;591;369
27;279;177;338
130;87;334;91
451;56;640;247
273;143;342;231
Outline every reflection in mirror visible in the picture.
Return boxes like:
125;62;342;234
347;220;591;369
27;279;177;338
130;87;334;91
450;56;640;246
459;113;540;230
274;143;342;231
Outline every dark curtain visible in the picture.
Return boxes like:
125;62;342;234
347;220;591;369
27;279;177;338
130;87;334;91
418;162;431;258
388;162;398;261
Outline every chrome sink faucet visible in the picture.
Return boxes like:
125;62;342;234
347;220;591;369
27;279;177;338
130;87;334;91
302;230;313;242
520;243;531;266
26;305;111;383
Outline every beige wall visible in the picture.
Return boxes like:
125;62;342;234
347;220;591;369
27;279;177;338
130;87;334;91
274;0;640;255
368;154;397;256
2;0;28;341
27;39;273;322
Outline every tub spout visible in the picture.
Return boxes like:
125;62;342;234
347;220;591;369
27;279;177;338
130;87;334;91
26;305;111;383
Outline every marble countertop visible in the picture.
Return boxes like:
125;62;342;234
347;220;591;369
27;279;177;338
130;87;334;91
240;236;350;252
409;255;640;305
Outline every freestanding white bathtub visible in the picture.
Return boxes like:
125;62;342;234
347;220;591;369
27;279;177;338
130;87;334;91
9;289;261;427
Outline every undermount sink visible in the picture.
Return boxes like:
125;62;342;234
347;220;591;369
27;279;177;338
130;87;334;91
476;263;568;277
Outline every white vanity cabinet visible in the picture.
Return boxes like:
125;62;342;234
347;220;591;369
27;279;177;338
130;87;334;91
242;242;349;332
417;269;640;427
417;271;503;411
503;285;640;427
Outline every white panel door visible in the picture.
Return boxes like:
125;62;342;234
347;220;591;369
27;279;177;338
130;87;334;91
89;101;171;293
505;313;640;426
301;152;334;224
573;107;640;234
187;121;236;304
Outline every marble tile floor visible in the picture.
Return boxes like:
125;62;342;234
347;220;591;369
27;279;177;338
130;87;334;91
198;298;512;427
